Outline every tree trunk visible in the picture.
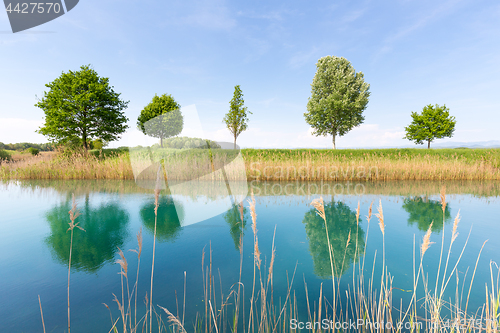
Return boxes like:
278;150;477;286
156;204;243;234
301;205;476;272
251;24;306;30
428;140;431;149
82;107;88;152
160;137;163;148
82;130;88;152
332;135;336;149
234;135;237;150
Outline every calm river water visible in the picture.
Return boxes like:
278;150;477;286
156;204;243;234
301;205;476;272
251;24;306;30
0;180;499;332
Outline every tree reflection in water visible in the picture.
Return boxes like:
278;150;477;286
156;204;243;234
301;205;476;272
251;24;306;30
402;196;451;232
140;196;185;242
223;203;249;250
45;195;129;273
302;200;365;278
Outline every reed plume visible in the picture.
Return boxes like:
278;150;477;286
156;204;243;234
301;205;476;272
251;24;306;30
375;199;385;236
421;222;434;257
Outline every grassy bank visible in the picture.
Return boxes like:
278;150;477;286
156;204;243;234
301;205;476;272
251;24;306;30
1;148;500;180
243;148;500;181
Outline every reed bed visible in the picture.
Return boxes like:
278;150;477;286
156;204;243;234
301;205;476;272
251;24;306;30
0;150;133;180
243;148;500;181
65;187;496;333
2;148;500;181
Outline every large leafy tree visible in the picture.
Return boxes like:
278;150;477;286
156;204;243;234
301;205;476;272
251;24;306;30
305;56;370;149
223;85;252;149
404;104;456;149
36;65;129;151
137;94;183;148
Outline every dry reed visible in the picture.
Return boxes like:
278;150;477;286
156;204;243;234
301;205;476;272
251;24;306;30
2;148;500;181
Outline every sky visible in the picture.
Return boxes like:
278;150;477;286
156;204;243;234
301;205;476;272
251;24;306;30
0;0;499;149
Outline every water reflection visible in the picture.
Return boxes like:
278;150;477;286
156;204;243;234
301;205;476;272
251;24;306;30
302;201;365;278
45;196;129;272
139;196;185;242
402;196;451;231
223;203;249;250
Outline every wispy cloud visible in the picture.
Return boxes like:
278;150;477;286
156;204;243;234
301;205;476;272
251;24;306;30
373;0;466;60
289;46;321;69
167;0;236;31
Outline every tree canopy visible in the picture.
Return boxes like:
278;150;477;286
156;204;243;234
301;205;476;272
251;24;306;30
404;104;456;149
223;85;251;149
137;94;183;148
304;56;370;149
36;65;129;150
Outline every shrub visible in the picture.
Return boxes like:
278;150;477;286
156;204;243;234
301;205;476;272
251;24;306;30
160;136;221;149
90;139;105;150
27;147;40;156
0;149;12;163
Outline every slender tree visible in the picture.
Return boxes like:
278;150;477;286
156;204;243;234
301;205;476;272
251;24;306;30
223;85;252;149
304;56;370;149
137;94;183;148
36;65;129;151
404;104;456;149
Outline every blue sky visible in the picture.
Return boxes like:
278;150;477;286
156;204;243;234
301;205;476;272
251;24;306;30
1;0;499;148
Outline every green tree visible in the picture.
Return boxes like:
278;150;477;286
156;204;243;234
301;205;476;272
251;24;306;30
27;147;39;156
302;201;364;278
45;196;129;272
404;104;456;149
36;65;129;151
402;196;451;232
223;85;251;149
0;149;12;164
139;196;184;242
305;56;370;149
137;94;183;148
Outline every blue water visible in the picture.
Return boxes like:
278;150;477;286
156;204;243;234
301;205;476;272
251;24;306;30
0;180;498;332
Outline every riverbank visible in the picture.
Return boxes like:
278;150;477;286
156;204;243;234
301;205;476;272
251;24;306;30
1;148;499;181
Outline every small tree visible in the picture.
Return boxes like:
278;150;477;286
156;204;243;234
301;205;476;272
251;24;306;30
27;147;40;156
36;65;129;151
137;94;183;148
404;104;456;149
305;56;370;149
223;85;252;149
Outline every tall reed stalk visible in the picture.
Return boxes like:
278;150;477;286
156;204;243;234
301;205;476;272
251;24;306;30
67;194;84;333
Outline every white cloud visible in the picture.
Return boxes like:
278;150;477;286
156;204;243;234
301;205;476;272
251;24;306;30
199;123;405;149
0;118;47;143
